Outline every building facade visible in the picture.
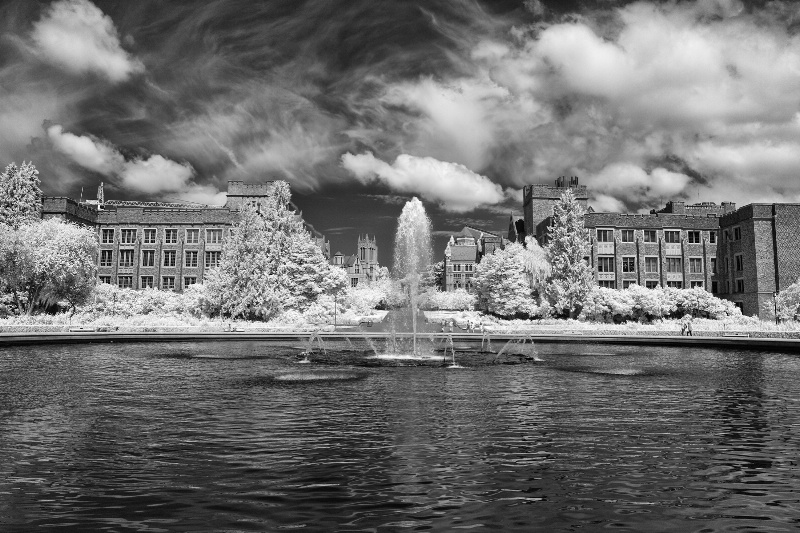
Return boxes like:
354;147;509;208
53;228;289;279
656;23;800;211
331;234;380;288
717;203;800;318
42;181;330;291
443;226;507;292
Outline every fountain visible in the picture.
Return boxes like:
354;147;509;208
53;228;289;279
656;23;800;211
394;197;432;355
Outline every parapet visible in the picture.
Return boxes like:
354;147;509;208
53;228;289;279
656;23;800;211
226;180;275;197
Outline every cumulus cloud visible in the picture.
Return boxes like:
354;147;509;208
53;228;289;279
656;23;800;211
31;0;144;82
586;163;692;210
341;152;504;212
46;124;220;199
47;124;123;175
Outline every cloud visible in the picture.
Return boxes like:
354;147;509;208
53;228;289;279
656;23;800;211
47;124;123;174
119;155;194;194
341;152;505;212
586;163;692;209
46;124;219;199
31;0;144;82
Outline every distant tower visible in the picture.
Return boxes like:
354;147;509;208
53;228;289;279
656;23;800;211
97;182;105;207
357;234;379;279
523;176;588;244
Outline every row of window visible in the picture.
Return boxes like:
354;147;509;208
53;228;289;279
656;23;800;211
450;264;474;272
595;229;717;244
595;256;712;274
99;276;197;290
100;250;221;268
598;280;706;289
100;228;224;245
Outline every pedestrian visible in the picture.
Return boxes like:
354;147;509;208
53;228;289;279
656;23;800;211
686;315;693;336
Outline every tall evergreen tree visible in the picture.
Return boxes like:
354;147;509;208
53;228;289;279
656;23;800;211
205;181;346;320
545;189;594;318
0;162;42;228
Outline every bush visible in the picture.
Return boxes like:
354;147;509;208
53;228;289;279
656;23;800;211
422;288;476;311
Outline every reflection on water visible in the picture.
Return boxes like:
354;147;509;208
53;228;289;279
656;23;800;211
1;341;800;531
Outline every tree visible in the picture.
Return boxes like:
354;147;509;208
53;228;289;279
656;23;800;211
545;189;594;318
205;181;346;320
521;235;551;293
473;242;539;318
0;218;98;315
776;278;800;321
0;162;42;229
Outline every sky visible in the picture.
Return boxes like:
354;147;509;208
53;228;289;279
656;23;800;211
2;0;800;261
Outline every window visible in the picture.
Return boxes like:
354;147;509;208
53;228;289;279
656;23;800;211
163;250;176;267
596;229;613;242
644;257;659;273
185;251;198;268
120;229;136;244
734;226;741;240
141;250;155;267
643;230;657;243
726;280;731;293
645;280;659;289
350;278;358;287
162;276;176;290
735;254;743;272
711;281;718;293
690;280;704;288
360;248;365;261
736;279;744;293
711;258;717;274
666;257;682;273
99;275;112;285
453;264;462;272
622;256;636;273
164;229;178;244
724;230;731;241
598;280;616;288
687;231;701;244
119;249;134;267
117;276;133;289
622;280;636;289
141;276;154;289
597;256;614;272
709;231;717;244
621;230;634;243
184;276;197;289
664;230;680;243
725;257;730;273
101;229;114;244
205;251;221;268
689;258;703;274
185;229;199;244
464;264;473;272
667;281;683;288
735;301;743;311
354;264;360;274
206;229;223;243
143;229;156;244
100;250;113;267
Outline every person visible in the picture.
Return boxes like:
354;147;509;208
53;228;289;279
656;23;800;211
686;315;693;336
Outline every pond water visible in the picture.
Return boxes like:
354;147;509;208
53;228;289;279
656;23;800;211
1;341;799;532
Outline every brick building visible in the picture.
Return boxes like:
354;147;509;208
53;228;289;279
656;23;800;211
42;181;330;291
331;234;380;288
443;226;507;291
717;203;800;318
524;176;589;243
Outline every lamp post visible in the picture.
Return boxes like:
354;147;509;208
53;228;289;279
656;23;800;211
773;290;779;325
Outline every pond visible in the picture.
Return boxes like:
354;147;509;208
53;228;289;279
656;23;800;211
1;341;799;531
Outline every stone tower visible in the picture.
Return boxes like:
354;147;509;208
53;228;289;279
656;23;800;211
523;176;589;243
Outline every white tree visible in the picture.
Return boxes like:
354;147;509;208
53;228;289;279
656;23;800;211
473;242;539;318
0;162;42;229
545;189;594;318
0;218;97;315
205;181;346;320
521;235;551;292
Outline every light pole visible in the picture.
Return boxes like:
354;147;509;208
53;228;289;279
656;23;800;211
773;290;779;325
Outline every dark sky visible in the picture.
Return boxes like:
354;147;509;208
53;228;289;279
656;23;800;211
2;0;800;262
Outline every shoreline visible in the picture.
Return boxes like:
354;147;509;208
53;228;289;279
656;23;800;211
2;330;800;353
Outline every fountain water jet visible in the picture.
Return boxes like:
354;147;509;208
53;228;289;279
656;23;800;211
394;198;432;355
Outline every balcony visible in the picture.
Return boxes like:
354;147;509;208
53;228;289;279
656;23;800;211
665;272;683;281
664;243;682;256
597;272;615;281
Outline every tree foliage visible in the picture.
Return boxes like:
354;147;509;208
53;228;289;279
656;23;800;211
473;242;539;318
545;189;594;318
0;218;98;315
775;279;800;321
0;162;42;229
205;181;346;320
